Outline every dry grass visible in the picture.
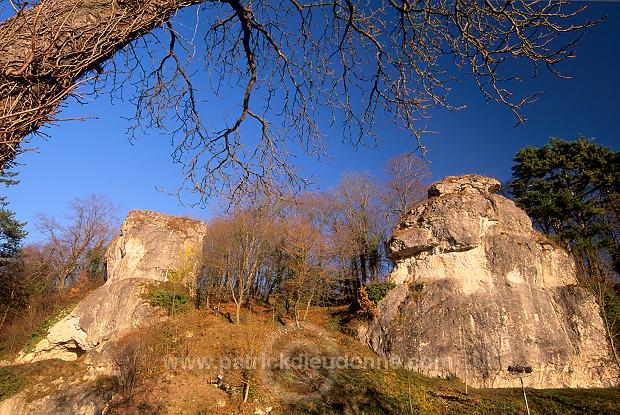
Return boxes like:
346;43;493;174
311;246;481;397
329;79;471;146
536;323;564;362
3;305;619;414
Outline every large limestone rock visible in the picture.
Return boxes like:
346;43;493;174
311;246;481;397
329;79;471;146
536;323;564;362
367;175;619;388
17;210;207;364
107;210;207;285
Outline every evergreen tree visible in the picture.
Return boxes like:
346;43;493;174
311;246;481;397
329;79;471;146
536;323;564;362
0;168;27;332
0;169;26;257
509;137;619;271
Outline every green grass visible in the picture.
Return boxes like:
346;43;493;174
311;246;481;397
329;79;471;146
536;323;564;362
23;303;77;354
0;367;28;401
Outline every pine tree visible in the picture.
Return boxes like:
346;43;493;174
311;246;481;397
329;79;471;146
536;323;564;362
0;169;26;257
509;136;619;271
510;137;620;367
0;168;27;332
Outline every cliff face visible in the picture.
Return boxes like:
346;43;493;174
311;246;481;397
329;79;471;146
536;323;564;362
107;210;207;285
366;175;618;388
17;210;206;364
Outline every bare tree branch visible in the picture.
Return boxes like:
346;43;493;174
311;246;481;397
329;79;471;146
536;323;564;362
0;0;600;203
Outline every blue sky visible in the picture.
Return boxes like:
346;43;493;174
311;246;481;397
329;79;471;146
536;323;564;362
4;2;620;243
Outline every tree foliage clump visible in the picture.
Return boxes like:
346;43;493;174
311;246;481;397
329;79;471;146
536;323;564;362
0;171;26;257
356;286;376;318
0;168;27;333
365;281;396;304
510;137;619;272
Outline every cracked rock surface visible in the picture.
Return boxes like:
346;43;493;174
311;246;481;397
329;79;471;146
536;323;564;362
367;175;619;388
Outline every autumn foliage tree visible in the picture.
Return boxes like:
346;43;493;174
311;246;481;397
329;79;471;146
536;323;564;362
281;212;333;326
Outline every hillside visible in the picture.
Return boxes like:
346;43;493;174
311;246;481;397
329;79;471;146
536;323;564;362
2;173;619;414
2;305;620;415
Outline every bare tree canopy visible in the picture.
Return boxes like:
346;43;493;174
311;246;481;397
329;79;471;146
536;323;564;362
382;152;430;227
0;0;597;201
36;194;118;290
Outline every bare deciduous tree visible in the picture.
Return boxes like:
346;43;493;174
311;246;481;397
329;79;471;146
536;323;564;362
281;215;330;327
0;0;598;201
203;209;267;323
36;194;118;291
383;152;430;227
329;172;385;288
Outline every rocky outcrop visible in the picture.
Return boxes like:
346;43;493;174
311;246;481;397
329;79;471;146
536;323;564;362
17;210;207;364
106;210;207;285
0;378;116;415
367;175;619;388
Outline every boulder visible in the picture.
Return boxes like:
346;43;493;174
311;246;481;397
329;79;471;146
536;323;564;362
367;174;619;388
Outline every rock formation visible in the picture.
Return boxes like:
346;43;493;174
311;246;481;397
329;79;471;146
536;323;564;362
366;175;619;388
17;210;207;364
107;210;207;286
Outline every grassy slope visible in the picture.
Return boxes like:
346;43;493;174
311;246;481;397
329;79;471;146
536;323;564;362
2;305;619;414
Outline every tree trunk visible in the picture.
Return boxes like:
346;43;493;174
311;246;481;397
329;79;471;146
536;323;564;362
58;263;77;292
293;293;301;329
235;301;241;324
231;285;242;324
0;289;15;333
0;0;204;167
359;252;367;285
303;289;315;321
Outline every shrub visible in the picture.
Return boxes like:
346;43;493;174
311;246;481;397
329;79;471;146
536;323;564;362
113;335;142;396
365;281;396;304
149;289;190;316
23;303;77;354
411;281;425;293
357;286;376;318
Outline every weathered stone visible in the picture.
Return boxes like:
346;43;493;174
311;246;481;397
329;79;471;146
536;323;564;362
367;174;619;388
17;278;158;364
107;210;207;285
0;377;116;415
17;210;207;364
427;174;501;197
